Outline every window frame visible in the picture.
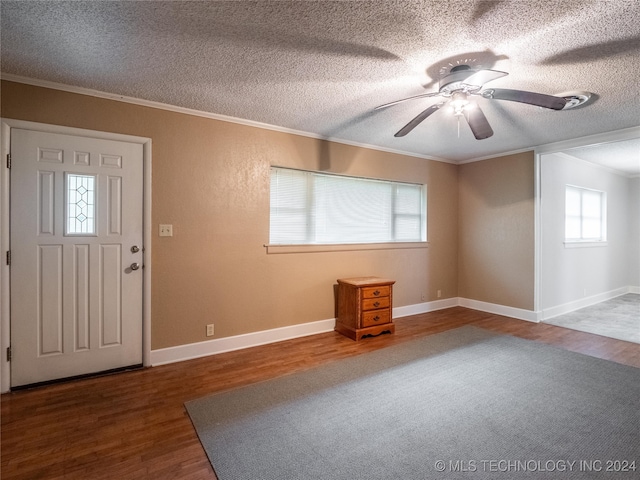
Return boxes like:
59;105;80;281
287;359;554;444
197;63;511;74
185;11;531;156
267;167;428;253
564;184;607;246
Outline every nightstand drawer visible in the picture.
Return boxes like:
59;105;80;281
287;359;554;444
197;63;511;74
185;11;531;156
362;297;390;311
362;285;390;299
362;309;390;327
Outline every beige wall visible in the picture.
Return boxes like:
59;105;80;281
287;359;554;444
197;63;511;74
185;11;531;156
2;81;459;349
457;152;535;310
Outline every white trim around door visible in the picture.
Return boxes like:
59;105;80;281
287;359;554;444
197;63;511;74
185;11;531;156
0;119;152;393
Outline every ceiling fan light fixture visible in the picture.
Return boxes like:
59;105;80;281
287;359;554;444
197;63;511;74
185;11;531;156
449;92;469;116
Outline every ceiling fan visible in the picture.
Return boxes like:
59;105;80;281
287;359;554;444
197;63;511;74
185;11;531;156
375;64;570;140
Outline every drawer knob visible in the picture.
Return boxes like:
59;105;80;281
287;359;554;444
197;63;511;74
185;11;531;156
373;290;380;296
373;315;380;321
373;301;380;307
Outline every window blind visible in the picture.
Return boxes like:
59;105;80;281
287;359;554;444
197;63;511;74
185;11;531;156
270;167;426;245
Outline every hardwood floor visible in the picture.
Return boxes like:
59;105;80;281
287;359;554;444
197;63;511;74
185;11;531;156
2;307;639;480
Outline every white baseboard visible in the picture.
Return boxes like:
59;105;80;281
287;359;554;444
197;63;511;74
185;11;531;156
151;318;336;366
151;296;552;367
151;297;460;367
393;297;459;318
458;298;541;323
151;297;556;366
541;286;632;320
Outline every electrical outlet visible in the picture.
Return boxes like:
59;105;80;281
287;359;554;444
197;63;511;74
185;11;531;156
206;324;214;337
159;224;173;237
437;289;442;298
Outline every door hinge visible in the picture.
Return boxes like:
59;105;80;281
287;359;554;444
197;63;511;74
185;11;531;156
5;251;10;266
6;153;10;169
6;347;11;362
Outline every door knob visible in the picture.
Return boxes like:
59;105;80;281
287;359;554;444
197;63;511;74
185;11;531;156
130;263;140;271
131;245;140;253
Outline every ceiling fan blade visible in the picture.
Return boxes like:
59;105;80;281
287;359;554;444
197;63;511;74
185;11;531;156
462;69;508;87
394;103;444;137
481;88;567;110
375;92;441;110
463;105;494;140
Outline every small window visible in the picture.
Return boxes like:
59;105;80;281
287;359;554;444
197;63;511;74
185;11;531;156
269;167;426;245
565;185;606;242
66;173;96;235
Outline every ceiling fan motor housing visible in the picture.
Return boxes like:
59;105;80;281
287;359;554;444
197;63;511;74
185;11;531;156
439;65;477;94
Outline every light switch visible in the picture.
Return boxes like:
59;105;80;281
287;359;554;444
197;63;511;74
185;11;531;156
159;224;173;237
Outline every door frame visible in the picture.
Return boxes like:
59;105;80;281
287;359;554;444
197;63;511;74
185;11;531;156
1;119;152;393
533;125;640;319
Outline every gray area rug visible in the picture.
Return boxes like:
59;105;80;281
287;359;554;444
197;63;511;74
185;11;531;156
546;294;640;343
185;326;640;479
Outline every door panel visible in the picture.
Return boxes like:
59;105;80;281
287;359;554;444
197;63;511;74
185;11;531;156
39;245;63;355
10;128;143;387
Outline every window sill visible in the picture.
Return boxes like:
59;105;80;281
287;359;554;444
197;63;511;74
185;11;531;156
265;242;428;254
564;241;608;249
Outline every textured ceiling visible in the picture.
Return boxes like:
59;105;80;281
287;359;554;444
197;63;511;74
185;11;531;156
1;0;639;168
561;138;640;176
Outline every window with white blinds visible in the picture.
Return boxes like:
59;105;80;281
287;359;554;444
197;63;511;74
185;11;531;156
269;167;426;245
565;185;607;242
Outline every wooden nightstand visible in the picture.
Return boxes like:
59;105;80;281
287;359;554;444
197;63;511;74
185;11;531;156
335;277;395;341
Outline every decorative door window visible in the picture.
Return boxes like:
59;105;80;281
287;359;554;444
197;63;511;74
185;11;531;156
66;173;96;235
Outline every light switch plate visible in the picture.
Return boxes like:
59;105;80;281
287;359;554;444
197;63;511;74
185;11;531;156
159;224;173;237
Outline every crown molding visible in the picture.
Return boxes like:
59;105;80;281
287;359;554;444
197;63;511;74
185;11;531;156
454;126;640;166
1;73;453;164
534;126;640;155
457;146;536;164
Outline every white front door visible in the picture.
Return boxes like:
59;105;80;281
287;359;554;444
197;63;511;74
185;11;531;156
10;128;143;388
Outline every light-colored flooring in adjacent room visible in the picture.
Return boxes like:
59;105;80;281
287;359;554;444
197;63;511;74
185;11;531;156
545;294;640;344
